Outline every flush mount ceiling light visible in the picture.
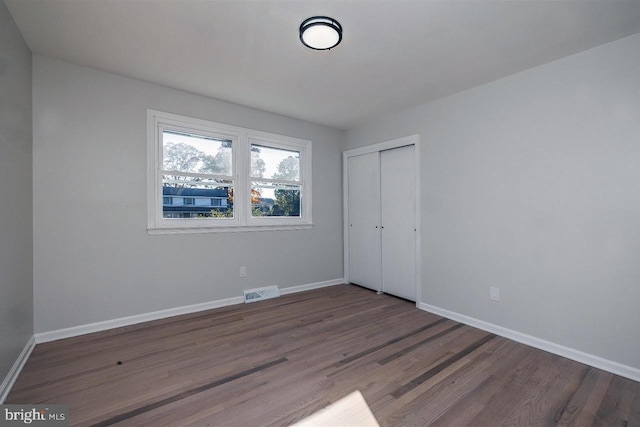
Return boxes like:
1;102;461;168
299;16;342;50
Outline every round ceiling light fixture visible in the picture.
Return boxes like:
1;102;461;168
299;16;342;50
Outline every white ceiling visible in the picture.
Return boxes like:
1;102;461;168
6;0;640;130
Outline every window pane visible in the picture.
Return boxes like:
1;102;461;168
163;130;232;176
250;144;300;181
162;176;233;219
251;181;301;217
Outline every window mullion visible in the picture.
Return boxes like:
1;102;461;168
155;121;164;226
235;132;248;226
249;177;301;185
161;170;233;181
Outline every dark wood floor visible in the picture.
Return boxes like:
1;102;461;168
8;285;640;426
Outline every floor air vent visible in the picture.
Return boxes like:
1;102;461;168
243;286;280;303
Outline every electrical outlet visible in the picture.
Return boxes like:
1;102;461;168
239;266;247;278
490;286;500;302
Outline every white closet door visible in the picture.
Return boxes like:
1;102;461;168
381;145;416;300
348;152;381;291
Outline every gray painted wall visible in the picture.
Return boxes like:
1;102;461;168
0;0;33;384
33;56;344;333
346;33;640;369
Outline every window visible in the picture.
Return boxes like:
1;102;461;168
249;144;301;218
147;110;312;233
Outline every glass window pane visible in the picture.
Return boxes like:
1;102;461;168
251;181;301;217
163;176;233;219
250;144;300;181
162;130;232;176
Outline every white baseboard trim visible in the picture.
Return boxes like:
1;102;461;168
35;278;345;344
35;296;244;344
280;278;344;296
417;302;640;382
0;336;36;404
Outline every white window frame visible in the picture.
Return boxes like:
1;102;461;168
147;110;312;234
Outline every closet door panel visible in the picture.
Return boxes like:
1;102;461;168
381;145;416;300
348;152;381;291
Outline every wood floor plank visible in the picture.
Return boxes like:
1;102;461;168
628;382;640;427
91;357;288;426
555;366;603;426
427;339;534;427
593;374;634;427
7;284;638;427
332;318;449;367
572;369;614;426
464;349;555;426
378;336;512;426
500;355;587;426
390;332;496;399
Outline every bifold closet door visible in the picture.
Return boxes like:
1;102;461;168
348;152;381;292
380;145;416;301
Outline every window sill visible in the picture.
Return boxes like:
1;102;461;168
147;223;314;235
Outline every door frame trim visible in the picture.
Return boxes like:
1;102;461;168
343;134;421;304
